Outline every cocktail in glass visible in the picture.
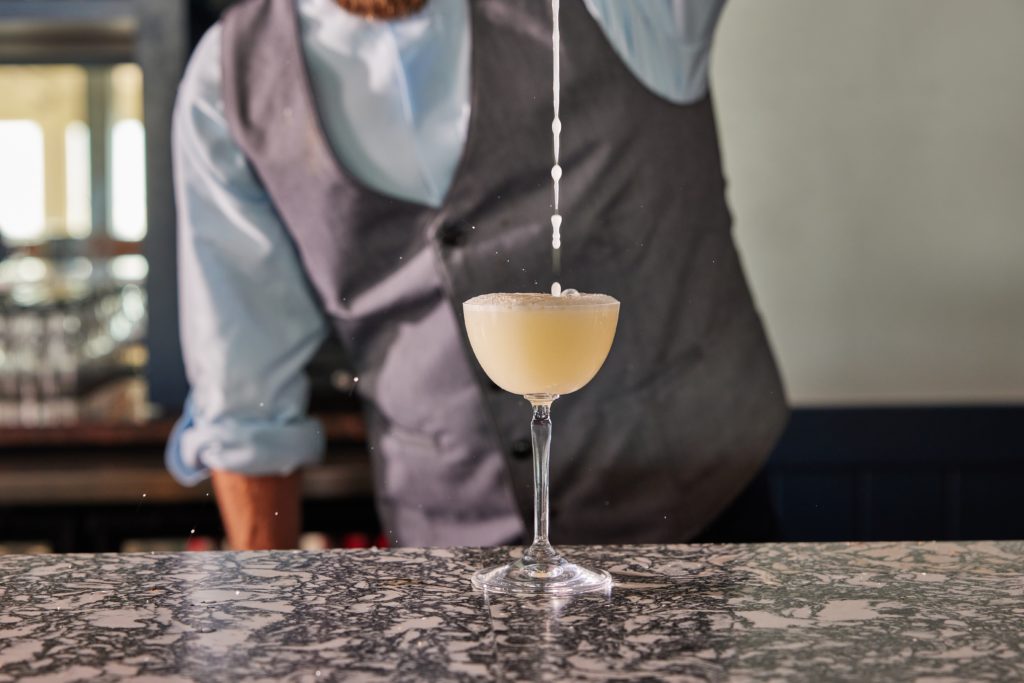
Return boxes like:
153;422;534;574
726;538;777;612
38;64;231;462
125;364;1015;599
463;291;619;595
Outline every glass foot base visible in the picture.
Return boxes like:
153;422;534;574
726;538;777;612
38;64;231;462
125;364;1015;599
472;554;612;596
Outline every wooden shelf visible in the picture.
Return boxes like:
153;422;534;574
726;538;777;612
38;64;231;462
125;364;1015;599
0;448;372;506
0;409;366;449
0;384;371;506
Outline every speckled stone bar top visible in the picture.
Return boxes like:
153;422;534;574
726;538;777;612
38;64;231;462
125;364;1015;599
2;542;1023;681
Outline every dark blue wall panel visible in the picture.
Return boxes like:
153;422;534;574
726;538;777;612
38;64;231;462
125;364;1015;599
767;408;1024;542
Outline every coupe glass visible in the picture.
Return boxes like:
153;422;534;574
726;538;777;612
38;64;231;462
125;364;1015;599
463;292;619;595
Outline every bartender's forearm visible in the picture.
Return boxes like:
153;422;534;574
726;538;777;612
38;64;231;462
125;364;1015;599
211;470;302;550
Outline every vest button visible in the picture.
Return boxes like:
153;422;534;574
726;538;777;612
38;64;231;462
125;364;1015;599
511;439;531;459
438;223;466;247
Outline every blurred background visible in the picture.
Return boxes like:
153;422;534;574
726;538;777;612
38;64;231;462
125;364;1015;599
0;0;1021;552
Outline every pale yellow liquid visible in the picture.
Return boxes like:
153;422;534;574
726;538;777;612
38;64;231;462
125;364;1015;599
463;293;619;397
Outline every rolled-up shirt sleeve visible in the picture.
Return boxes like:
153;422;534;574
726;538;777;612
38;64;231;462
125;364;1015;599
166;25;329;486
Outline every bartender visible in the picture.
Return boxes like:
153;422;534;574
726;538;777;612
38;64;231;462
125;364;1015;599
167;0;788;549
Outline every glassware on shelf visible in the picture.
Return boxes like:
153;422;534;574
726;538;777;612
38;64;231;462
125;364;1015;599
0;253;148;427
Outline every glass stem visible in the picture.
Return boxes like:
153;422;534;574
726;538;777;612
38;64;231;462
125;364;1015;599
525;399;558;565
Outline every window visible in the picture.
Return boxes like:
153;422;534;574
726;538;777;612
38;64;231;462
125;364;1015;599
64;120;91;238
0;120;46;243
110;119;147;241
109;62;147;242
0;63;145;245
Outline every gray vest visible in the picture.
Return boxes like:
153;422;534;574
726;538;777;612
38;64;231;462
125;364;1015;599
220;0;788;546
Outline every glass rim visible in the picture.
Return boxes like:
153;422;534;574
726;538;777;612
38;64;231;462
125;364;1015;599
463;293;619;311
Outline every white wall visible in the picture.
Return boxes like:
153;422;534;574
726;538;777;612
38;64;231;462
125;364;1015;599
711;0;1024;405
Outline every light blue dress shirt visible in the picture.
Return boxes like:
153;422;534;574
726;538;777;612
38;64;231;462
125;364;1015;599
167;0;727;485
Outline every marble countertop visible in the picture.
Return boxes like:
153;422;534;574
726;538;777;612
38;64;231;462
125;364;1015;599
2;541;1022;682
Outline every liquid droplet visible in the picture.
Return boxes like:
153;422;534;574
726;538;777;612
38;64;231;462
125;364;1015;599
551;282;562;297
550;164;562;182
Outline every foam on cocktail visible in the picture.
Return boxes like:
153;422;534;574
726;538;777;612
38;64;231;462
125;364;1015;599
464;292;616;309
463;292;619;397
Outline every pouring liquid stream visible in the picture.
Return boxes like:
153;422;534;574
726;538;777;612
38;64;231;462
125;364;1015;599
550;0;563;296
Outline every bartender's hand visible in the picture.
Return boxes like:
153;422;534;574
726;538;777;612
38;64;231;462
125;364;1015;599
211;470;302;550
